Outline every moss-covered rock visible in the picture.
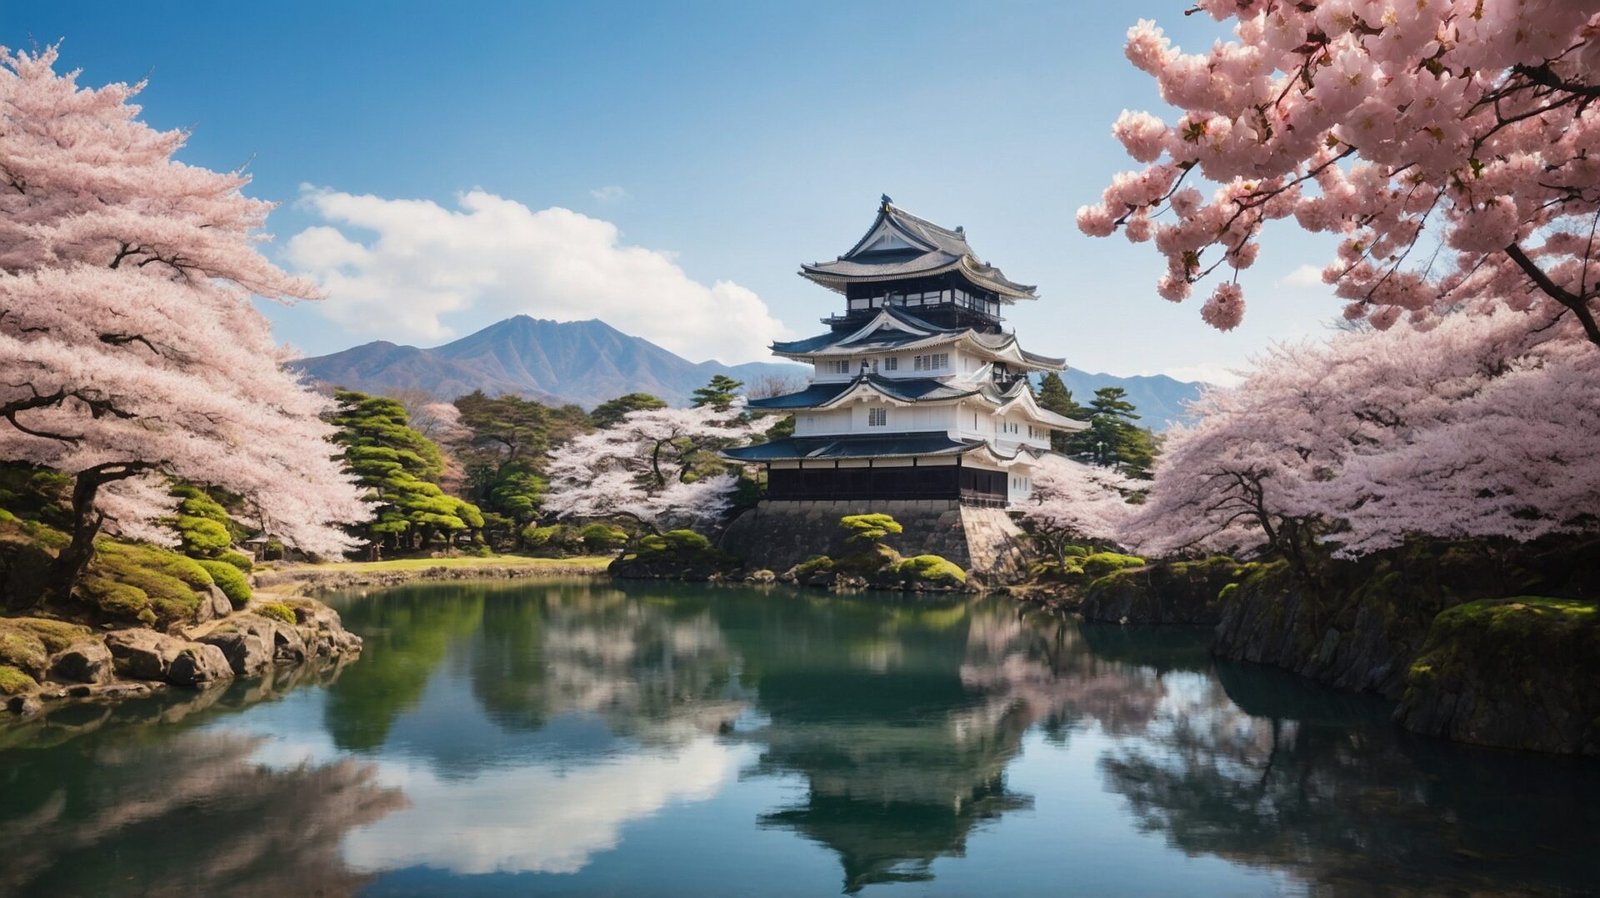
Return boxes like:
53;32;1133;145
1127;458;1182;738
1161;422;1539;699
0;616;92;677
789;555;835;579
1079;556;1246;625
80;540;214;625
197;559;252;608
1080;552;1147;578
1396;597;1600;755
0;664;36;695
257;602;297;625
896;554;967;587
610;529;738;580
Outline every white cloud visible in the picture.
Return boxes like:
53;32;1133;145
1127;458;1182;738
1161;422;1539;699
341;736;747;875
283;187;792;364
589;184;628;204
1276;264;1325;288
1149;363;1245;387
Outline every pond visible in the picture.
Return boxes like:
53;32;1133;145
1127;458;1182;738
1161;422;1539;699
2;580;1598;897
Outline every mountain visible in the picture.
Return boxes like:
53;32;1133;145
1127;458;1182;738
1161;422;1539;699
1058;370;1208;431
291;316;808;409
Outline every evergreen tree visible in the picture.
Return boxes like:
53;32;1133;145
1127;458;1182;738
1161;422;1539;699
447;392;590;545
591;392;668;429
330;390;482;555
1036;373;1089;453
1067;387;1157;479
691;375;743;411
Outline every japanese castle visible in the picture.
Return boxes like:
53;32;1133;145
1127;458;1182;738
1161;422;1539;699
724;196;1084;507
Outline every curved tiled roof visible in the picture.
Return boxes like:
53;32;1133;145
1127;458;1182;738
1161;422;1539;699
800;200;1037;301
769;308;1066;371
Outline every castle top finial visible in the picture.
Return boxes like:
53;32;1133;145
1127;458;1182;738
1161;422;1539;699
880;193;893;209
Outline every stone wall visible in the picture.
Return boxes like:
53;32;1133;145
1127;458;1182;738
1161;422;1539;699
718;499;1030;582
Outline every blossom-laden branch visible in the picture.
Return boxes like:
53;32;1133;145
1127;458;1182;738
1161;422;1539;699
1082;2;1600;347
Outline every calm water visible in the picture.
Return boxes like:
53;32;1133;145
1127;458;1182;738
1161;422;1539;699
2;581;1598;897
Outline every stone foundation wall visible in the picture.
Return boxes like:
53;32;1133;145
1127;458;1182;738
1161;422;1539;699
719;500;1030;583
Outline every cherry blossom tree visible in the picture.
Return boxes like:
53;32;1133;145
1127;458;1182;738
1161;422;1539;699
0;47;365;595
1018;454;1136;564
544;402;757;532
1080;2;1600;345
1121;308;1600;562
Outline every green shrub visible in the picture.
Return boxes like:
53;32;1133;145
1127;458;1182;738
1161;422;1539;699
836;544;901;574
198;559;252;608
637;529;712;557
1062;544;1090;558
80;540;213;624
262;538;285;561
839;513;903;545
897;554;967;586
0;664;36;695
791;555;836;578
257;603;297;625
217;551;255;573
1081;552;1146;578
579;523;629;553
521;523;584;555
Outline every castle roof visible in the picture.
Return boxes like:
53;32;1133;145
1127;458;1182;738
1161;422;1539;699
800;199;1037;301
723;432;1040;466
745;371;1087;432
770;307;1066;371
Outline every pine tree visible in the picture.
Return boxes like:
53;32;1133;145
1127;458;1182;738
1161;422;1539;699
691;375;743;411
330;390;482;555
1036;373;1088;453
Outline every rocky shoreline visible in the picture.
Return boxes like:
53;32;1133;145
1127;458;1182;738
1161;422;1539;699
253;561;607;594
3;593;362;719
1014;559;1600;757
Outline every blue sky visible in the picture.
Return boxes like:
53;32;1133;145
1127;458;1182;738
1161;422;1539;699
8;1;1343;383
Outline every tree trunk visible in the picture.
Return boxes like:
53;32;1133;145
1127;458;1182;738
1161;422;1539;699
45;463;151;606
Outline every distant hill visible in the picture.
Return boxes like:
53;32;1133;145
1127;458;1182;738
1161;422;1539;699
1058;370;1208;431
291;316;808;409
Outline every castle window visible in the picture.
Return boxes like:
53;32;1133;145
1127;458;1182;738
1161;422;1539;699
867;407;887;427
883;357;898;371
913;353;949;371
826;360;851;374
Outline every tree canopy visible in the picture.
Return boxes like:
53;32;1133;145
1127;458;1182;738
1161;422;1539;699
0;48;363;593
1080;3;1600;346
330;390;481;554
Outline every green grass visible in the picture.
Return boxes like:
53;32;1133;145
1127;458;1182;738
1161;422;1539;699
276;554;613;574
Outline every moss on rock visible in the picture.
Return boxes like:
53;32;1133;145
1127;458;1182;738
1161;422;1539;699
197;559;252;608
897;554;967;586
0;664;36;695
257;602;297;625
0;616;92;677
1396;596;1600;754
80;540;215;624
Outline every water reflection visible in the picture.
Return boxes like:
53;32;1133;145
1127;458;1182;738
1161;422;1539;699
1102;660;1600;897
3;582;1598;896
0;660;402;898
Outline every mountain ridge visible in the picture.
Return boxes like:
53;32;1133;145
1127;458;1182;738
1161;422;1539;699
292;316;1208;426
291;316;809;409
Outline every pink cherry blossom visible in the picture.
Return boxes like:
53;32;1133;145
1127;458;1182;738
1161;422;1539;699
0;47;365;589
1083;3;1600;348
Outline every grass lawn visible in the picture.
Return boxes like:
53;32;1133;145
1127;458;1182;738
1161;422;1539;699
273;554;614;574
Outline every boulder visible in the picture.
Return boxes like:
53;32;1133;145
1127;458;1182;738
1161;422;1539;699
199;625;273;677
271;620;307;663
49;640;114;684
106;629;189;680
1079;557;1245;626
201;585;233;622
167;644;234;687
1396;597;1600;755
